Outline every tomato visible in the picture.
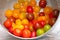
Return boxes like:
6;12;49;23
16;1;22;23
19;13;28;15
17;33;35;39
39;20;46;27
36;29;44;36
23;24;29;29
15;19;22;25
19;12;26;20
44;6;53;14
22;29;31;38
30;0;36;7
13;28;22;36
4;19;12;29
9;17;15;22
33;6;40;13
22;19;29;24
37;16;46;21
44;24;51;32
12;9;20;18
31;31;36;37
5;9;13;18
9;27;14;33
13;3;20;9
27;6;33;13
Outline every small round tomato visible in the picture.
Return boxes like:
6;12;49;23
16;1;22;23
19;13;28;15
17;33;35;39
30;0;36;7
31;31;36;37
13;3;20;9
33;12;39;20
13;28;22;36
12;9;20;18
15;19;22;25
37;16;46;21
27;6;33;13
44;24;51;32
19;12;26;20
23;24;29;29
5;9;13;18
22;19;29;25
20;6;26;12
39;0;47;8
4;19;12;29
9;27;14;33
44;6;53;14
9;17;15;22
33;6;41;13
36;29;44;36
39;12;45;16
22;29;31;38
39;20;46;27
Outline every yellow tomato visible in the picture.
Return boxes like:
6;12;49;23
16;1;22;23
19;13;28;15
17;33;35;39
12;9;20;18
19;12;26;20
15;19;22;25
13;3;20;9
5;9;13;18
33;12;39;20
13;24;24;30
29;0;36;7
44;6;53;14
33;6;41;13
22;19;29;24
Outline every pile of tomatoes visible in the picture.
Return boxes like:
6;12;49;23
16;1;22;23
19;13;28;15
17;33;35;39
4;0;59;38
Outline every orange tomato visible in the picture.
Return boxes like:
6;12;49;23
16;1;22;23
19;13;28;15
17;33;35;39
13;3;20;9
12;9;20;18
30;0;36;7
5;9;13;18
19;12;26;20
33;6;41;13
44;6;53;14
33;12;39;20
37;16;46;21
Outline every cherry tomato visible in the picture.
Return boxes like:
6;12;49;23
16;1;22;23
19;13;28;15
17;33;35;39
33;6;40;13
19;12;26;20
44;6;53;14
5;9;13;18
22;19;29;24
30;0;36;7
12;9;20;18
14;3;20;9
44;24;51;32
4;19;12;29
9;27;14;33
39;0;47;8
9;17;15;22
36;29;44;36
27;6;33;13
39;12;45;16
22;29;31;38
23;24;29;29
31;31;36;37
13;28;22;36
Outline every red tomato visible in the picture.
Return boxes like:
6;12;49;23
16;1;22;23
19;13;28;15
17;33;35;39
22;29;31;38
9;17;15;22
27;6;33;13
31;31;36;37
13;28;22;37
39;20;46;27
4;19;12;29
49;12;54;18
9;27;14;33
23;24;29;29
